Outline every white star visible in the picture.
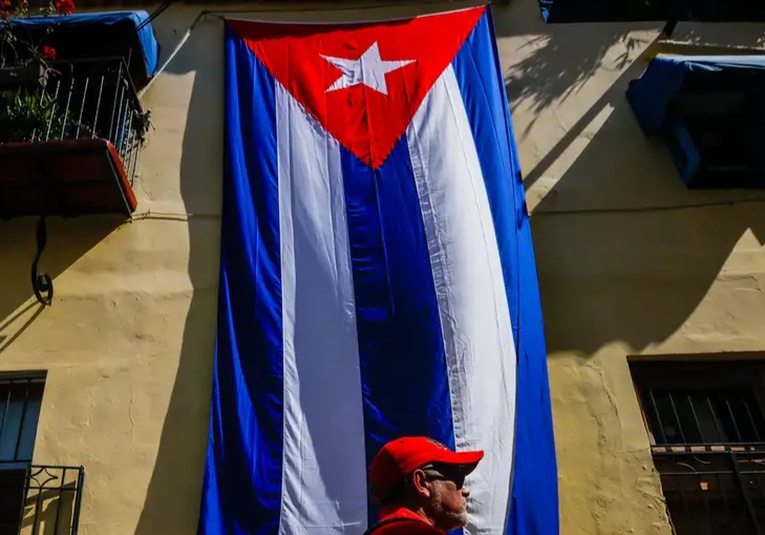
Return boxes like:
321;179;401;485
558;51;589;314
321;42;415;96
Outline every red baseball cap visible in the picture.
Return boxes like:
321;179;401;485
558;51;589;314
368;437;484;502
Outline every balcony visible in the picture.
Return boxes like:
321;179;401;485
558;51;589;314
0;57;148;219
0;464;85;535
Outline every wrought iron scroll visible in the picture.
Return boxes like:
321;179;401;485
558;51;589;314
31;216;53;306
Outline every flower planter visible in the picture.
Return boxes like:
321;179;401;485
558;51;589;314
0;63;48;90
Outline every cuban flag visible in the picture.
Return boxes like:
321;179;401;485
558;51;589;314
200;6;557;535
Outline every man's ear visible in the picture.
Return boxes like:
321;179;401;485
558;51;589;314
411;469;431;499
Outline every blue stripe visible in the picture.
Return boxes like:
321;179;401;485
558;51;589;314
451;10;559;535
339;138;456;526
198;26;284;535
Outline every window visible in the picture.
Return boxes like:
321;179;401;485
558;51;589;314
665;72;765;189
0;374;44;466
631;360;765;535
627;55;765;189
0;374;44;535
540;0;765;23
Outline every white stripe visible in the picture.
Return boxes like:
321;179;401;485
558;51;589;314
407;65;517;535
277;83;368;535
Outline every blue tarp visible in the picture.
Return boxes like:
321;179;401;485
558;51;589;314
627;55;765;133
10;11;159;79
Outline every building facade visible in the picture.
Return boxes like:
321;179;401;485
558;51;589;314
0;0;763;533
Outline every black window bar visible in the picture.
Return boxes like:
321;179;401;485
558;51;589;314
642;388;765;448
638;379;765;535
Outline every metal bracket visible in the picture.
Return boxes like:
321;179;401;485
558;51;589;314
661;19;678;38
31;216;53;306
662;0;680;38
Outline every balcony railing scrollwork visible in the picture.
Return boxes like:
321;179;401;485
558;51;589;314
0;463;85;535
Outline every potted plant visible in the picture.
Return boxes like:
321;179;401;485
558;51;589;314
0;0;75;67
0;0;75;87
0;0;75;142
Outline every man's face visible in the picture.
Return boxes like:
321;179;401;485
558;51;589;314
417;464;471;531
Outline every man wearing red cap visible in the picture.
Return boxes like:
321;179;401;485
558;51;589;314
365;436;484;534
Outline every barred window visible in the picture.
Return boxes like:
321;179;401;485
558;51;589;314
631;360;765;535
0;374;45;535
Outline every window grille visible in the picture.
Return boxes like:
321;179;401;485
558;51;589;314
632;361;765;535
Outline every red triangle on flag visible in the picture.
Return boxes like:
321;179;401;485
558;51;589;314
228;7;486;169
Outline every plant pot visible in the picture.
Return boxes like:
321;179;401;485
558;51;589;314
0;63;47;90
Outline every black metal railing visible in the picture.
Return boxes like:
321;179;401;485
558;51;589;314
0;57;149;186
654;449;765;535
0;464;85;535
641;387;765;447
631;361;765;534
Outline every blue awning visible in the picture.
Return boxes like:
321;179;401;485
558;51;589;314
627;55;765;134
10;11;159;85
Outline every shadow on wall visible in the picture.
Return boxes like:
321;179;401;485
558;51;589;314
504;30;643;115
496;14;765;122
492;0;655;118
493;0;765;122
133;11;223;535
510;35;765;355
0;217;119;355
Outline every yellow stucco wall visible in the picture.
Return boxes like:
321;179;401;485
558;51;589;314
0;0;764;533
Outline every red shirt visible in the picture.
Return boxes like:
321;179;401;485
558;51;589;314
368;507;445;535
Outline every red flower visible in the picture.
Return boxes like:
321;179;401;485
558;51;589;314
0;0;11;8
41;46;56;60
0;10;8;19
54;0;74;15
17;0;28;8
